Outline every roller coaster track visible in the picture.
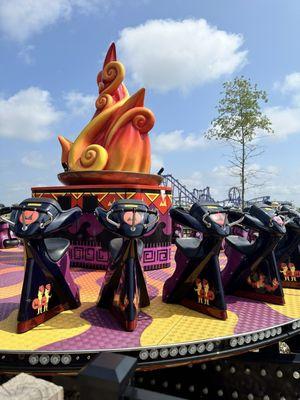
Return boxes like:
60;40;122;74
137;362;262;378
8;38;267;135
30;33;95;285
162;175;271;208
162;174;213;207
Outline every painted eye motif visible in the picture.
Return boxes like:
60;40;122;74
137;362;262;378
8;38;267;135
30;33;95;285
123;211;143;226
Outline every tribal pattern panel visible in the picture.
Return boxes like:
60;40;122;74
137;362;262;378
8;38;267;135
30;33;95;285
32;186;172;270
69;242;171;270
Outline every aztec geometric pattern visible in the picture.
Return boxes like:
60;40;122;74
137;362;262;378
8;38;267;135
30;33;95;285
32;184;172;270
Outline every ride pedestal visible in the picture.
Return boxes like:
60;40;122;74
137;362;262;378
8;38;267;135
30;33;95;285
32;183;172;271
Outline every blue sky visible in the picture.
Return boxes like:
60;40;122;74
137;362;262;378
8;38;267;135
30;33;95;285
1;0;300;205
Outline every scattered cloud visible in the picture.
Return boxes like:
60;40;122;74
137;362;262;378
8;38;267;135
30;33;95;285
275;72;300;94
0;87;62;141
118;18;247;92
265;105;300;138
152;129;207;153
64;91;95;116
0;0;113;42
267;72;300;138
151;153;164;173
18;44;35;65
21;151;49;169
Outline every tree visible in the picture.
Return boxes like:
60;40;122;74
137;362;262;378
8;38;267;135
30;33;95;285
205;76;273;208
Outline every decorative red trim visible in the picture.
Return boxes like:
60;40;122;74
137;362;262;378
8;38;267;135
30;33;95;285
181;298;228;320
17;304;70;333
233;290;285;305
32;184;172;191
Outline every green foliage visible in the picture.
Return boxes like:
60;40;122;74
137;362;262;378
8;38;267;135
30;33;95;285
206;76;273;143
205;76;273;207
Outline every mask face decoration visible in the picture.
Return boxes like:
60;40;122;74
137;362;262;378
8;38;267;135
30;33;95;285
123;211;143;226
19;210;39;226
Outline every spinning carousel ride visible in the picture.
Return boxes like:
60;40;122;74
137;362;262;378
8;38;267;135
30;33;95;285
0;43;300;400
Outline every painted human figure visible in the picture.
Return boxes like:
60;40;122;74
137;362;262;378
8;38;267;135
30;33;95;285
37;285;44;315
194;279;203;304
289;263;297;281
43;284;52;312
281;263;290;281
203;280;210;305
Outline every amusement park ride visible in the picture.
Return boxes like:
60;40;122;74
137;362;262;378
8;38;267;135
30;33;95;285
1;43;300;399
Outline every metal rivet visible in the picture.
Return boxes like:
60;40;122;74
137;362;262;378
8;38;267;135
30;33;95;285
138;377;143;383
293;371;300;379
188;344;197;354
179;345;187;356
230;366;236;374
260;369;267;376
215;364;222;372
160;348;169;359
139;350;149;361
169;347;178;357
206;342;214;352
149;349;159;359
263;395;270;400
245;335;252;344
252;333;258;342
150;379;156;385
237;336;245;346
175;383;181;390
248;394;254;400
201;363;207;370
277;327;282;335
162;381;168;388
230;338;238;347
202;387;209;394
232;391;238;398
280;397;286;400
189;385;195;392
217;389;224;396
292;321;298;330
277;370;283;378
245;368;251;375
197;343;205;353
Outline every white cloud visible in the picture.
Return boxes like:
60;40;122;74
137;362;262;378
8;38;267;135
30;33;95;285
265;72;300;138
18;44;35;65
64;91;95;116
152;130;206;153
151;153;164;173
0;0;71;42
0;87;62;141
117;19;247;92
275;72;300;94
265;106;300;138
0;0;112;42
21;151;48;169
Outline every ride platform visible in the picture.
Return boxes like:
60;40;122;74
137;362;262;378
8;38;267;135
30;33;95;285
0;247;300;374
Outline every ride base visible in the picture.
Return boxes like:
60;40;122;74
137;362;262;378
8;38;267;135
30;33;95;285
1;247;300;374
32;184;172;270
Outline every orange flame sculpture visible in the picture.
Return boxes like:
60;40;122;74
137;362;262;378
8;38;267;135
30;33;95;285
58;43;155;176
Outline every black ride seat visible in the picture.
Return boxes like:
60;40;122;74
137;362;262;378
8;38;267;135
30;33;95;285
176;237;202;258
44;238;70;262
109;238;124;262
225;235;256;257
